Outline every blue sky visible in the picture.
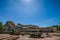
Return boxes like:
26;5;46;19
0;0;60;27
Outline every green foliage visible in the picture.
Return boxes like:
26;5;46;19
49;24;60;31
10;28;14;34
53;25;60;31
30;33;42;38
0;22;3;30
58;25;60;31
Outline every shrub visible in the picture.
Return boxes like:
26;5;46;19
0;22;3;31
30;32;43;38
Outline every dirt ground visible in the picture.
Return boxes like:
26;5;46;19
17;33;60;40
17;35;60;40
0;33;60;40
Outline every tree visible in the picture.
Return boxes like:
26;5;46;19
58;22;60;31
0;22;3;31
49;23;60;31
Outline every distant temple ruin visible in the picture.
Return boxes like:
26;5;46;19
1;21;57;34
